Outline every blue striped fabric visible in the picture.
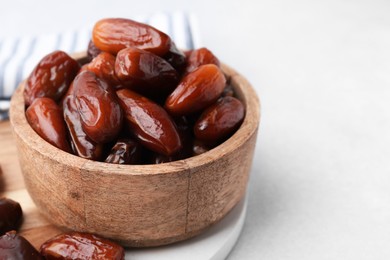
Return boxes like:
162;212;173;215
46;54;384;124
0;12;200;120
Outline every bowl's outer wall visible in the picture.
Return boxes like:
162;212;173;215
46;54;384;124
10;64;260;247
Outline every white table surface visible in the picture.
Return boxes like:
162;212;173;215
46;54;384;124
2;0;390;259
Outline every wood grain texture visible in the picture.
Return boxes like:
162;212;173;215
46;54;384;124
8;63;260;247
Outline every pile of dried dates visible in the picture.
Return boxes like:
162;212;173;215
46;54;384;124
24;18;245;164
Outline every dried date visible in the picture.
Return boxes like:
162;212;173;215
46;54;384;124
117;89;182;156
0;198;23;235
194;96;245;142
26;97;72;153
105;138;144;164
185;47;220;74
85;52;121;88
62;85;105;160
24;50;79;106
165;64;226;115
92;18;171;56
0;231;43;260
40;232;124;260
73;71;122;144
115;47;179;97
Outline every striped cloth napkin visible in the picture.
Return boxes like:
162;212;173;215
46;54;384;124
0;12;200;120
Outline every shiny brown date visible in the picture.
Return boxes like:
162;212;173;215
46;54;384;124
105;138;144;164
26;97;72;153
40;232;124;260
185;47;220;74
73;71;122;144
165;64;226;115
0;231;43;260
92;18;171;56
85;52;121;88
62;86;104;161
194;96;245;142
117;89;182;156
115;47;179;97
0;198;23;235
24;50;79;106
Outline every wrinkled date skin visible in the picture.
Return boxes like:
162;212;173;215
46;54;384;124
185;47;220;74
105;138;144;164
117;89;182;156
115;47;179;97
24;50;80;106
73;71;122;144
0;198;23;235
26;97;72;153
165;64;226;116
62;87;104;161
0;232;43;260
40;232;124;260
85;52;121;88
194;96;245;142
93;18;171;56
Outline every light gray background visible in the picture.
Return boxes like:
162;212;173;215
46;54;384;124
2;0;390;259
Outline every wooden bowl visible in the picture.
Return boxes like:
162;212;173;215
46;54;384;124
9;62;260;247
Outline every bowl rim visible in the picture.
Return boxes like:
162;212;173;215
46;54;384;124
10;56;260;177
